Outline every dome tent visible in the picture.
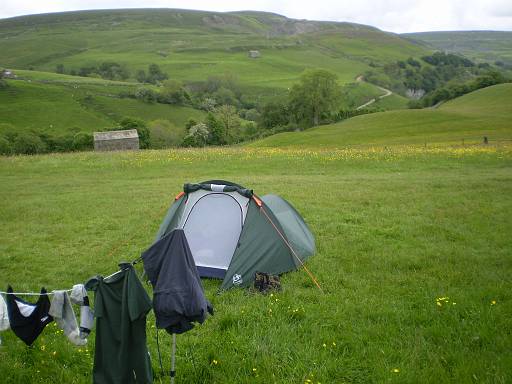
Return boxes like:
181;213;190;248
153;180;316;290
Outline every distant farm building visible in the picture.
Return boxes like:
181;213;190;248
93;129;139;151
1;69;16;78
248;50;261;58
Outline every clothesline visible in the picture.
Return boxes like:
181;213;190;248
0;289;73;296
1;258;143;297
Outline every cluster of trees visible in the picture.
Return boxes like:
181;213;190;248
0;127;93;155
410;70;510;108
56;62;169;84
364;52;496;96
57;62;130;80
0;118;151;155
182;106;257;147
135;64;168;84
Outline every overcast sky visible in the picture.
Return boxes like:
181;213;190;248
1;0;511;33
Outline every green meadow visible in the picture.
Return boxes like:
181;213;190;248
0;144;511;383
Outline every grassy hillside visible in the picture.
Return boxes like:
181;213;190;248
0;74;205;137
403;31;512;65
250;83;512;148
0;145;510;383
0;9;429;93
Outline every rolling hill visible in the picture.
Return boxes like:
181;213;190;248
250;83;512;148
403;31;512;65
0;8;429;96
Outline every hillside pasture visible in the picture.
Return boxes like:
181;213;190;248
252;84;512;148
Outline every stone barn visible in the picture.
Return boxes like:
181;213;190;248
93;129;139;151
248;50;261;58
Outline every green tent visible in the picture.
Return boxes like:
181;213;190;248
153;180;315;290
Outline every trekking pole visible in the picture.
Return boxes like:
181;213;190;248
171;333;176;384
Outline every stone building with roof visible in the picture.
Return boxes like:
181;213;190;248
93;129;139;151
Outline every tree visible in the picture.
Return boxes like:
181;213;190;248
56;64;65;74
288;69;341;127
159;80;189;105
147;63;168;84
259;102;289;129
136;70;147;83
135;87;157;103
13;132;47;155
215;105;241;143
205;113;226;145
118;118;151;149
182;123;209;147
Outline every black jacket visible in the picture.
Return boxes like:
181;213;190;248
141;229;213;334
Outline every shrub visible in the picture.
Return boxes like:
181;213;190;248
118;117;151;149
149;120;184;148
72;132;93;151
0;136;12;155
182;123;209;147
13;132;47;155
135;87;157;103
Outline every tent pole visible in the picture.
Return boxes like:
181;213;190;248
171;333;176;384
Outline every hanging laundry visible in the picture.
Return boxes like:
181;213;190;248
70;284;94;339
5;286;53;346
49;290;87;346
142;229;213;335
85;264;153;384
0;294;10;331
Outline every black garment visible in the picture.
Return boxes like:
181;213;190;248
142;229;213;334
6;286;53;346
86;265;153;384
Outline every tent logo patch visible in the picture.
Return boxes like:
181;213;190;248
232;274;243;285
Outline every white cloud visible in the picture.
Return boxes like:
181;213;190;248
0;0;511;33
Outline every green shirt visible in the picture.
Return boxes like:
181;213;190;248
88;266;153;384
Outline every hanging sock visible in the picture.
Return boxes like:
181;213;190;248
49;290;87;346
5;286;53;346
0;294;10;331
70;284;94;339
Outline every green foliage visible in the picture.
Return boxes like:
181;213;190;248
421;70;509;107
55;63;65;74
12;132;47;154
205;113;226;145
145;63;168;84
215;104;241;143
0;136;12;155
135;87;157;103
289;69;341;127
148;119;184;148
117;117;151;149
259;102;290;129
71;132;93;151
158;80;189;105
97;62;130;80
182;122;209;147
421;51;474;67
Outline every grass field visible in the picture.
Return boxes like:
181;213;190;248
252;84;512;148
0;145;511;383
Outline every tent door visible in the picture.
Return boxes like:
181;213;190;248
183;193;243;274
